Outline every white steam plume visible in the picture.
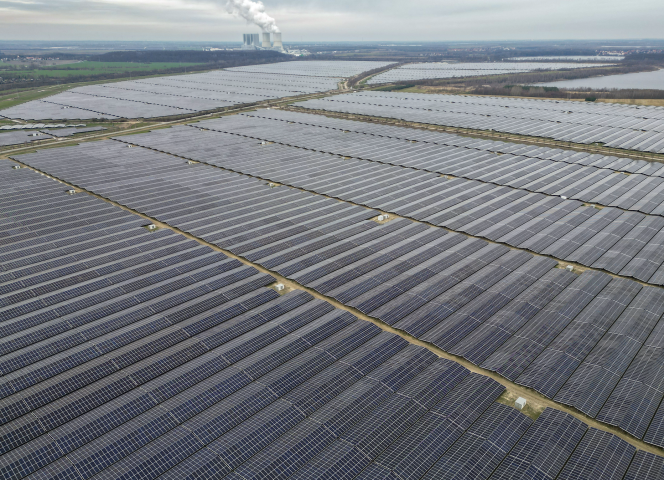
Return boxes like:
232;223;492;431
225;0;280;33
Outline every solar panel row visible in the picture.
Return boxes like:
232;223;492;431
0;126;104;149
297;92;664;153
103;125;664;286
0;123;86;131
227;61;395;78
40;127;107;138
366;62;614;84
11;140;664;448
626;450;664;480
0;132;52;148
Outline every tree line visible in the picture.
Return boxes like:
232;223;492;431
472;85;664;100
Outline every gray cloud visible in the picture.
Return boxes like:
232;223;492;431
0;0;662;42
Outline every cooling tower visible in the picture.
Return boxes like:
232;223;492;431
262;32;272;48
273;32;283;48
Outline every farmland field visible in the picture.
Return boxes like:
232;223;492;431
0;60;204;79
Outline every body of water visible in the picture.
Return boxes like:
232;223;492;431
538;69;664;90
509;55;624;61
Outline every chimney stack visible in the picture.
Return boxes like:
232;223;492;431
273;32;283;49
262;32;272;48
242;33;261;49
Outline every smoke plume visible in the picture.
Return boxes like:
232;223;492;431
225;0;280;33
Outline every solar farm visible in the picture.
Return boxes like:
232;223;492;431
3;60;664;480
366;62;615;84
227;61;396;77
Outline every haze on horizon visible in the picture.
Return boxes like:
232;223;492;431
0;0;662;43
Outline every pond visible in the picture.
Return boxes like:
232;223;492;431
509;55;624;61
538;69;664;90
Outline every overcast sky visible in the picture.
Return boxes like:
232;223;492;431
0;0;662;42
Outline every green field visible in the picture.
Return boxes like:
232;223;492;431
0;61;204;79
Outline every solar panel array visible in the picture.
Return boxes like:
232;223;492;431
222;110;664;205
112;119;664;286
5;170;662;479
626;450;664;480
367;62;613;84
0;62;389;121
297;91;664;153
228;60;395;78
509;56;625;61
244;109;664;176
1;164;662;480
494;410;632;480
12;138;664;449
0;131;51;147
40;126;107;137
0;123;85;131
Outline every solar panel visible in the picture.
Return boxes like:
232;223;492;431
515;278;642;398
557;428;635;480
491;408;587;480
422;403;532;480
624;450;664;480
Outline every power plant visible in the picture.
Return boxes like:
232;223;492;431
242;32;285;52
242;33;260;48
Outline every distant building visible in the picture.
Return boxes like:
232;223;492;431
242;34;261;50
240;33;286;53
286;49;311;57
